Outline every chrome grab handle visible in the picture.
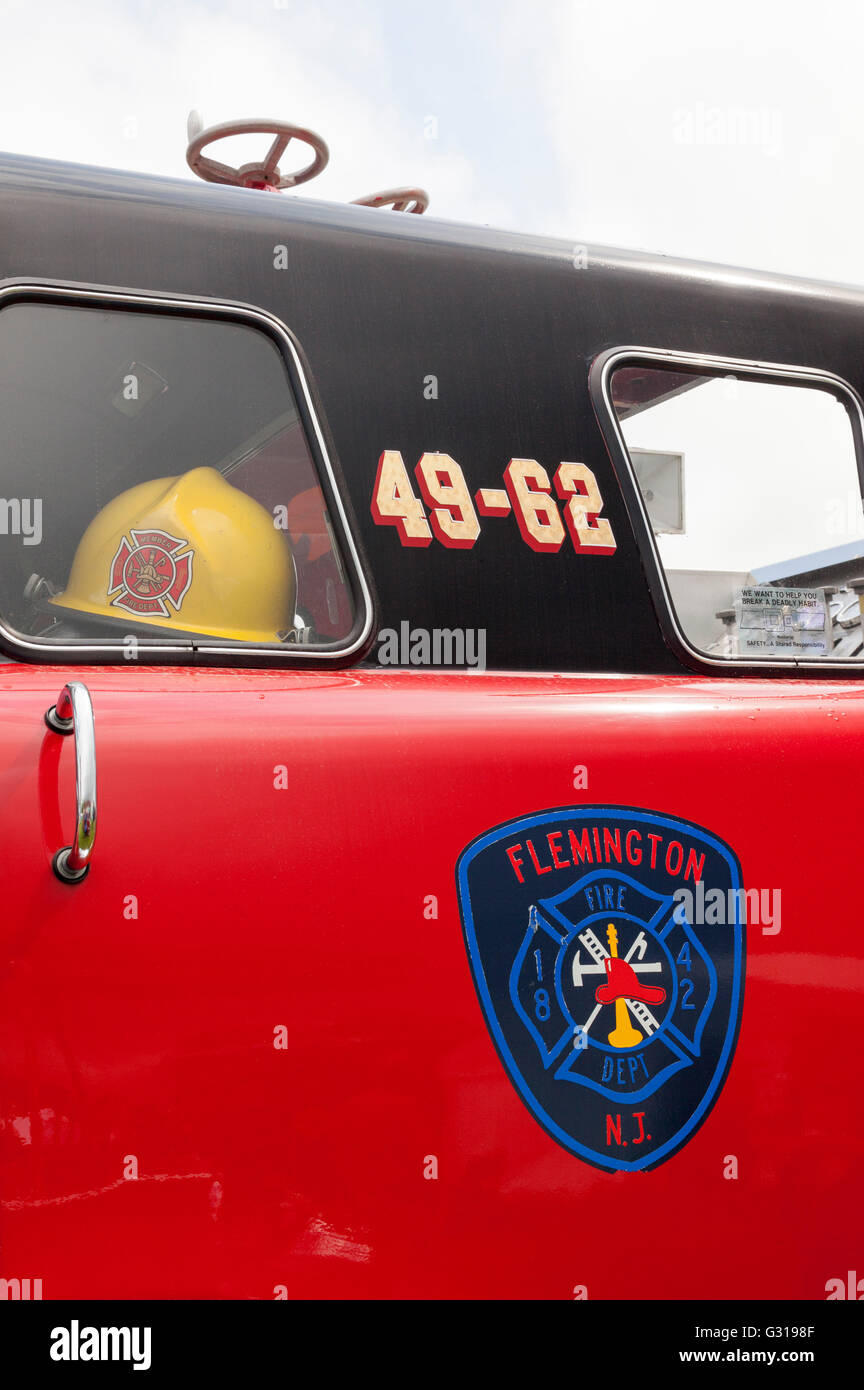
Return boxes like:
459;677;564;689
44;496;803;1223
44;682;97;883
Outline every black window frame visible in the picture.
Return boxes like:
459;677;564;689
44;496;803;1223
0;279;376;668
590;344;864;676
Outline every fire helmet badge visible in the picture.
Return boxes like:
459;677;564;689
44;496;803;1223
107;528;194;618
456;806;745;1172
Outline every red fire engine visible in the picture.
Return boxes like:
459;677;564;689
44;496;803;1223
0;112;861;1301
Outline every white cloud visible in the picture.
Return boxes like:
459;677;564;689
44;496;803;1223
512;0;864;279
0;0;516;227
0;0;862;281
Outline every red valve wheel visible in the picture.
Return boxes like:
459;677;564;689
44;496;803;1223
186;113;329;191
351;187;429;214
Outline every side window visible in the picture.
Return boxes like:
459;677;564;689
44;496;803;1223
0;291;368;659
601;355;864;665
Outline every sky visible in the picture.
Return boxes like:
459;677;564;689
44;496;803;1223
0;0;861;283
620;377;860;573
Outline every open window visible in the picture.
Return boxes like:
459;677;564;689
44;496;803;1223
593;349;864;669
0;284;372;663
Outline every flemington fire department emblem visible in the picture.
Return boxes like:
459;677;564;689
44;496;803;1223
108;528;194;618
456;806;745;1172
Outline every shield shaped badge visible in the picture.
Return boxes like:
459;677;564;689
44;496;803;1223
456;805;745;1172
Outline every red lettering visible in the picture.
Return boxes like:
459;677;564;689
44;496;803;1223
547;831;570;870
603;827;622;864
626;829;642;865
568;827;593;864
606;1113;623;1146
592;826;602;861
684;848;705;883
526;838;552;876
506;843;525;883
665;840;684;875
647;833;662;869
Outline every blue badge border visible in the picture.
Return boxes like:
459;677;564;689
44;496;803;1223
456;804;745;1173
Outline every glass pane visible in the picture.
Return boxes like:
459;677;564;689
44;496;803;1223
610;365;864;660
0;301;355;647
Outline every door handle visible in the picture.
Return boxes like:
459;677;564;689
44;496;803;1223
44;682;97;883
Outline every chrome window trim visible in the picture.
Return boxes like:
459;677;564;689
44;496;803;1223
590;345;864;674
0;280;375;665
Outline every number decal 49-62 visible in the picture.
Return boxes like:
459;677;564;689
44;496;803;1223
371;451;617;555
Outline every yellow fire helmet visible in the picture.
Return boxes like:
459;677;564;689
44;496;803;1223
49;466;296;643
